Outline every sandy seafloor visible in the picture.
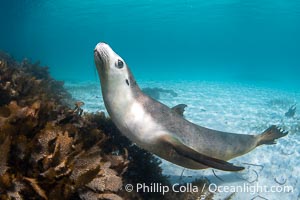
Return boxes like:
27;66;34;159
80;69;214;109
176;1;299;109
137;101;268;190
65;80;300;200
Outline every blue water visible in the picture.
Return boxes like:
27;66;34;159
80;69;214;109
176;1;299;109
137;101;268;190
1;0;300;88
1;2;299;199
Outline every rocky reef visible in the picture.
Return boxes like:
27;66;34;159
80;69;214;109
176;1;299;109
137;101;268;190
0;51;211;200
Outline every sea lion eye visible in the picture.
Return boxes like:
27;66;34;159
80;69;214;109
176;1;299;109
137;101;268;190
116;59;124;69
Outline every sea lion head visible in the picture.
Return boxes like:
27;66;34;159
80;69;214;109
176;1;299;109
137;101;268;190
94;42;138;95
94;42;129;84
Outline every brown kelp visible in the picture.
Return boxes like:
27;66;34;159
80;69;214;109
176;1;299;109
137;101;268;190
0;51;211;200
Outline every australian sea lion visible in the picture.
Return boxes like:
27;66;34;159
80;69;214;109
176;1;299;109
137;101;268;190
94;42;288;171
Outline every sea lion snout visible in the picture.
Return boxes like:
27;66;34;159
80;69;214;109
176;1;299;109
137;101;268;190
94;42;110;67
95;42;109;51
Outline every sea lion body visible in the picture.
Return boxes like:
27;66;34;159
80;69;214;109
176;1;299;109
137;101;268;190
94;42;287;171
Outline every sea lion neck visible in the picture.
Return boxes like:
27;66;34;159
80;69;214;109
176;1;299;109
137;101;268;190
126;66;142;97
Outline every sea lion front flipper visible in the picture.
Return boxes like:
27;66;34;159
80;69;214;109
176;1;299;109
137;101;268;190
171;104;187;116
161;135;244;172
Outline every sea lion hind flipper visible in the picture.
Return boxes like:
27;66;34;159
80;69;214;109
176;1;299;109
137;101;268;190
256;125;288;146
171;104;187;116
161;135;245;172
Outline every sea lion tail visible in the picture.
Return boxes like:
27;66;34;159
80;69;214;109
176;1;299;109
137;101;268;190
256;125;288;146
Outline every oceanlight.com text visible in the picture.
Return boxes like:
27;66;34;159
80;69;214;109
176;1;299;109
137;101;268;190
124;182;293;196
208;183;293;195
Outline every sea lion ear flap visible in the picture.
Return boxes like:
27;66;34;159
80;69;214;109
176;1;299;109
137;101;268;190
160;135;245;172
